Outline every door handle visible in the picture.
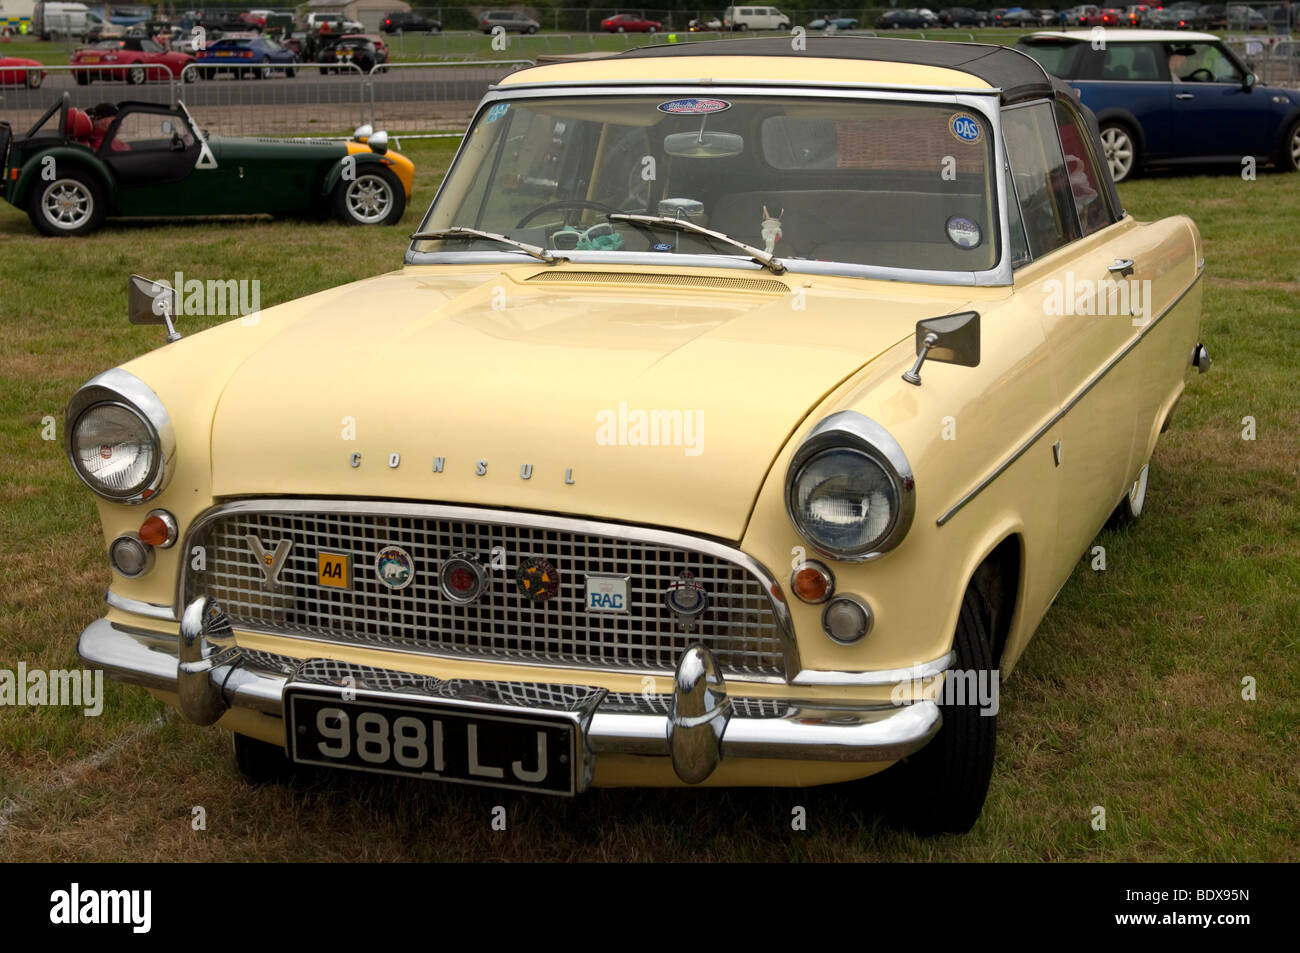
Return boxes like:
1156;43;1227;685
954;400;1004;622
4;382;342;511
1108;258;1136;277
1175;92;1195;99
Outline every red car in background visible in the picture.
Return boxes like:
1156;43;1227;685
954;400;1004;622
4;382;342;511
72;38;195;85
1081;7;1124;23
601;13;663;32
0;56;45;88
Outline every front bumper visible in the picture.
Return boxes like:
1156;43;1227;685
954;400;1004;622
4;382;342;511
80;600;942;790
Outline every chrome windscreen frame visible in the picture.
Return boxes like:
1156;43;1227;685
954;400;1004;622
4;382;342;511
406;82;1015;287
177;498;801;685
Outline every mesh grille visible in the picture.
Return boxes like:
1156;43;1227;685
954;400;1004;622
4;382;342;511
187;507;786;677
526;271;789;293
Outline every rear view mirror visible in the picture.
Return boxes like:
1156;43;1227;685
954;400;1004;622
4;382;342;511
128;274;182;342
663;131;744;158
902;311;980;386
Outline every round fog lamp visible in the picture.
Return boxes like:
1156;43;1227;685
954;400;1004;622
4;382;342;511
110;534;154;578
440;553;486;605
822;596;872;644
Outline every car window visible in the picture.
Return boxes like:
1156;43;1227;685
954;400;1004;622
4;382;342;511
421;95;999;274
1001;101;1081;259
1168;42;1244;82
142;39;163;53
1053;100;1116;235
109;112;194;151
1100;43;1162;80
1018;40;1083;77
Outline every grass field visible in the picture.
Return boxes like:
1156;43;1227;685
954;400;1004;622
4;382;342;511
0;137;1296;861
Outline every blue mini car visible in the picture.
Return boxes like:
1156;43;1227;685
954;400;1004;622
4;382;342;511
195;36;299;79
1017;29;1300;180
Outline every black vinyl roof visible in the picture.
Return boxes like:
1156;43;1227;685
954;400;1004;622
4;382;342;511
617;36;1056;103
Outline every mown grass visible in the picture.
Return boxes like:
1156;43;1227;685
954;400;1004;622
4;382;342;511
0;141;1296;860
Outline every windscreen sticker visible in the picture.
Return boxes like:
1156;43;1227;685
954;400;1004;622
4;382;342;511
946;215;982;249
657;98;732;115
485;103;510;123
948;113;983;144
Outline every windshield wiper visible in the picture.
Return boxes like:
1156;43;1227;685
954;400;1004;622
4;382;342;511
607;213;786;274
408;226;565;265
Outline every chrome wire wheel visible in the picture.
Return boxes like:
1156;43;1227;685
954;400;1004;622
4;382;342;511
41;179;94;231
344;173;394;223
1101;125;1135;181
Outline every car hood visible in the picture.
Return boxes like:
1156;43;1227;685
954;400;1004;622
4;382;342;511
208;265;963;540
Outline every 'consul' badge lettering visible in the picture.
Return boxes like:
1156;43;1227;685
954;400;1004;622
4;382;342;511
376;545;415;591
516;557;559;603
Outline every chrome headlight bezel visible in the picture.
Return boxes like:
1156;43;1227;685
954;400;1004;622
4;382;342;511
66;368;175;504
784;411;915;562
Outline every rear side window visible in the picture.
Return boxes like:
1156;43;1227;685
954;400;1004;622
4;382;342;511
1002;101;1081;259
1099;43;1163;81
1018;41;1084;78
1053;100;1116;235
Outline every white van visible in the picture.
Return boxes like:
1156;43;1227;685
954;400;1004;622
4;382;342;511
33;0;88;38
723;6;791;31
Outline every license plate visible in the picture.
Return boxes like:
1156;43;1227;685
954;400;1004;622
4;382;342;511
82;56;100;63
217;51;234;57
287;691;579;795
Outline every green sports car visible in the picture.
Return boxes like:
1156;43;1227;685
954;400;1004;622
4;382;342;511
1;95;414;236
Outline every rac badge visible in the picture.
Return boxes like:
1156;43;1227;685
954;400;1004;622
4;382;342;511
516;557;559;603
375;545;414;591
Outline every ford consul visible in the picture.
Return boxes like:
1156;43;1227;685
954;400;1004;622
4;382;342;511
70;37;1209;833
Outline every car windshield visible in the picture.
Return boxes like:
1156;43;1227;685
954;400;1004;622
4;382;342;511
415;94;999;274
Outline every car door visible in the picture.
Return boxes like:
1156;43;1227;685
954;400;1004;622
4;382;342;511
98;107;202;214
1002;99;1150;577
1075;42;1176;158
1170;41;1275;157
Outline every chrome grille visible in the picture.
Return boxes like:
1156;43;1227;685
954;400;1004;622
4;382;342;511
187;504;787;677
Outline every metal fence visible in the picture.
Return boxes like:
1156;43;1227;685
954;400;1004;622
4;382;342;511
1225;34;1300;86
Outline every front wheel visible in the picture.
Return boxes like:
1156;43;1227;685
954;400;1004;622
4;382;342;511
1100;121;1140;182
526;25;538;34
182;66;197;83
1278;118;1300;172
333;166;405;225
884;587;997;835
28;170;107;237
126;65;146;85
27;69;44;89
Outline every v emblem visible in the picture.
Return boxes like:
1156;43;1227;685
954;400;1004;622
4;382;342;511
245;535;293;586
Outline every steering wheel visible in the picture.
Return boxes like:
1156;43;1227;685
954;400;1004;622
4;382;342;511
515;199;620;229
1186;67;1214;83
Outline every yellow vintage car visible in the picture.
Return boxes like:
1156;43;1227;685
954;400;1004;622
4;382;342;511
70;36;1210;833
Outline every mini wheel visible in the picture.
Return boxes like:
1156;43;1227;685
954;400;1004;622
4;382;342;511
1100;121;1140;182
333;165;405;226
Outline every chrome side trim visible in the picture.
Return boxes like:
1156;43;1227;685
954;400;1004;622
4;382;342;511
936;269;1205;527
791;650;955;687
105;588;177;622
179;497;800;682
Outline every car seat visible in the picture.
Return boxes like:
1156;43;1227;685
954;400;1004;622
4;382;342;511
66;108;93;144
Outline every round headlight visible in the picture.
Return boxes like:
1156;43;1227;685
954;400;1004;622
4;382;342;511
785;412;915;561
72;403;159;500
66;369;174;504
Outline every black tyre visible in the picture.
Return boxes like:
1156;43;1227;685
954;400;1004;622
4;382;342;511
333;165;405;225
27;169;107;237
527;25;538;33
1278;117;1300;172
182;65;197;83
26;69;44;89
885;587;997;835
232;732;295;785
126;65;146;85
1099;121;1140;182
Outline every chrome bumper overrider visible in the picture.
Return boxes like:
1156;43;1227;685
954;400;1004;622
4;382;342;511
80;598;941;788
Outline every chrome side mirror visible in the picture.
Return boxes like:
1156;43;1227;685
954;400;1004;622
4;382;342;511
1243;72;1257;91
128;274;182;342
902;311;980;386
